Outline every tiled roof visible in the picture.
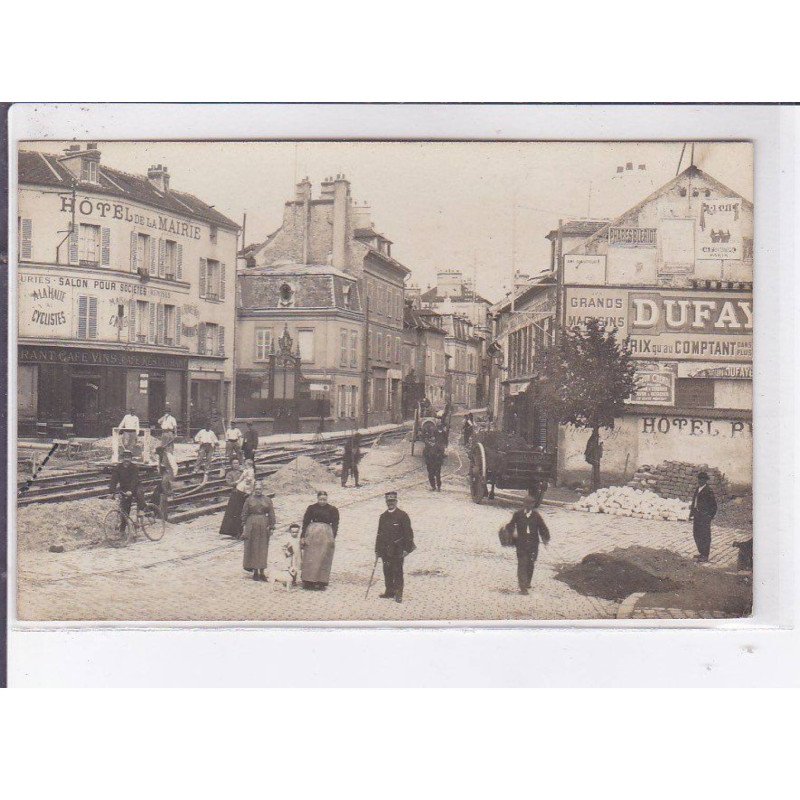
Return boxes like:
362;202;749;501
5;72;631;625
419;286;491;305
404;307;446;335
545;219;609;240
19;149;239;230
238;263;356;281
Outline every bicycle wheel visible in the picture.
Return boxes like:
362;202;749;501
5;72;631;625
140;503;166;542
103;508;129;546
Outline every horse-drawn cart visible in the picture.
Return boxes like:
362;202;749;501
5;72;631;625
468;430;555;506
411;401;451;455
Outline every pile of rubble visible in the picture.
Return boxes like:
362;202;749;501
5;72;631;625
625;461;729;502
573;486;691;521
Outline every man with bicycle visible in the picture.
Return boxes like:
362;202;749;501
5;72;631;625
110;450;148;532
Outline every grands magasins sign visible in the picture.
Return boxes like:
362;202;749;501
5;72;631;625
565;288;753;362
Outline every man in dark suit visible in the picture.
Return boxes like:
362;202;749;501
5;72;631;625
375;490;415;603
423;435;445;491
505;493;550;595
110;450;147;533
689;471;718;562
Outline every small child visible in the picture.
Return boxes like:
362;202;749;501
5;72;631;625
280;523;303;587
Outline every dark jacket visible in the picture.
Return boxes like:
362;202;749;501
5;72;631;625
423;439;445;466
244;427;259;451
375;508;415;560
507;508;550;552
110;461;141;493
343;440;362;467
302;502;340;537
689;485;717;521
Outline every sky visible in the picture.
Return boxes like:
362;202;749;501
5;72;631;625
22;140;752;303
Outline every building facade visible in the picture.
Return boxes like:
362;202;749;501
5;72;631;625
242;175;410;425
439;313;482;411
235;264;363;433
402;305;447;416
17;145;239;437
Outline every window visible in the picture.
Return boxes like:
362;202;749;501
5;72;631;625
343;284;352;309
349;386;358;418
338;385;347;418
164;304;176;346
675;378;714;409
385;334;391;362
340;329;349;367
164;240;178;279
139;234;150;273
204;322;219;356
76;295;98;340
298;329;314;363
279;282;294;307
350;331;358;368
78;224;101;265
468;352;475;373
255;328;273;361
81;159;98;183
206;259;221;300
394;336;401;363
377;332;383;362
136;300;149;342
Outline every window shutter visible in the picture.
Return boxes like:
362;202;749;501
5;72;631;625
20;218;32;260
218;325;225;357
176;244;183;280
101;227;111;266
219;262;226;299
129;300;137;341
69;226;79;265
149;237;157;276
88;296;98;340
130;232;138;272
77;296;88;339
199;258;207;298
148;302;156;344
158;239;166;278
175;306;182;347
157;303;165;344
198;322;207;355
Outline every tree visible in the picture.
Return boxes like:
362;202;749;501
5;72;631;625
531;319;639;491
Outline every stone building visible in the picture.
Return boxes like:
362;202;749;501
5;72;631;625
17;144;239;438
439;313;483;411
402;305;447;417
242;176;410;425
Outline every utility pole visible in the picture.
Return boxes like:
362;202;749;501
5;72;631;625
363;294;370;428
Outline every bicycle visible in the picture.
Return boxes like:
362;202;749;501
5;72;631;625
103;491;166;546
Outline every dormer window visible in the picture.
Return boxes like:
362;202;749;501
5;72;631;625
81;159;98;183
279;282;295;307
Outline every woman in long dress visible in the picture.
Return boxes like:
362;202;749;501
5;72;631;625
300;490;340;590
242;481;276;581
219;457;246;538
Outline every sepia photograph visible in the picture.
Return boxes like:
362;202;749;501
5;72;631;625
12;137;754;623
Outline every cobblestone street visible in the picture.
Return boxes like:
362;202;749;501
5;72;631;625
16;439;747;623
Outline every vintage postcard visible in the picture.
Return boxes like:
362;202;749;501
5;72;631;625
12;139;753;623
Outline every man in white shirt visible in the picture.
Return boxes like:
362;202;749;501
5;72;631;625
194;424;218;475
158;403;178;452
118;407;140;451
224;421;243;464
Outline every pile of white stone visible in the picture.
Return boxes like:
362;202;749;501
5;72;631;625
573;486;691;521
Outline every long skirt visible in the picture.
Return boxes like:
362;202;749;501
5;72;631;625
243;516;271;570
301;522;335;585
219;489;247;537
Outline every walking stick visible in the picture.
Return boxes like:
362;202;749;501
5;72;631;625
365;556;379;599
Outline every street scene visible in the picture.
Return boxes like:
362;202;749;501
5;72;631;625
14;140;754;622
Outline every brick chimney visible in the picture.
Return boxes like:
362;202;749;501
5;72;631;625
295;177;312;202
147;164;170;192
332;174;350;270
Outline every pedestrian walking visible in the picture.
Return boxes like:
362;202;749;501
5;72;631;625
224;420;244;464
242;481;276;582
375;490;415;603
689;471;717;563
194;423;218;476
341;432;362;488
423;436;445;491
219;456;246;538
242;421;259;463
462;413;475;447
504;493;550;595
300;490;340;590
118;407;140;452
158;403;178;452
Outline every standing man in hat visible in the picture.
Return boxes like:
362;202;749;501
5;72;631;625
423;434;445;491
158;403;178;453
110;450;148;533
242;420;259;464
504;492;550;595
375;491;415;603
689;471;718;563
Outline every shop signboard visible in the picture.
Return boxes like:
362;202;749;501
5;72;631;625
563;254;606;285
632;361;677;405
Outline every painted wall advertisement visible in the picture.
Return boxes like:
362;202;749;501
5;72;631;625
632;361;677;405
697;197;743;261
564;287;753;363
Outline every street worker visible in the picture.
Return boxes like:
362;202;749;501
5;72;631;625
300;490;340;590
219;456;246;538
423;435;445;492
158;403;178;452
462;413;475;447
194;423;219;476
375;490;415;603
118;407;140;452
224;420;244;464
241;480;276;582
110;449;147;532
150;444;174;520
504;492;550;595
242;421;259;463
341;432;363;488
689;470;718;563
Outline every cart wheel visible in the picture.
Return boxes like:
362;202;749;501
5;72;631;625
470;442;487;504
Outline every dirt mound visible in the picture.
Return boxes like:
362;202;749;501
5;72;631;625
16;497;114;552
264;455;338;495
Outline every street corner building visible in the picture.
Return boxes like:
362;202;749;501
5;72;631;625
492;164;754;492
238;175;411;428
16;144;240;438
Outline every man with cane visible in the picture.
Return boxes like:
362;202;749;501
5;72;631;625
373;490;415;603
